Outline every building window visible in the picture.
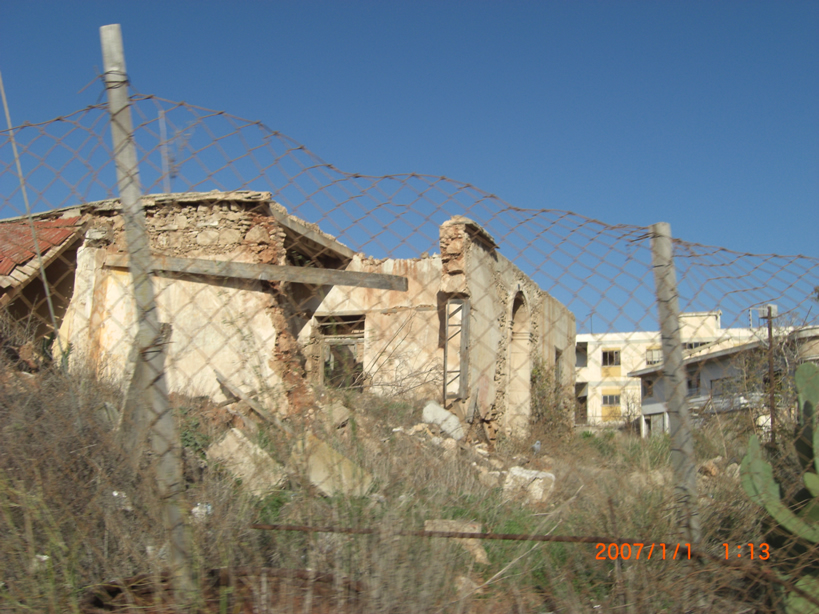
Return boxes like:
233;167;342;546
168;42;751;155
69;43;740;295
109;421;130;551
602;394;621;406
316;315;365;390
686;374;701;397
554;348;563;387
683;341;708;351
645;348;662;365
602;350;620;367
575;383;588;425
576;342;588;368
642;378;654;399
444;297;470;400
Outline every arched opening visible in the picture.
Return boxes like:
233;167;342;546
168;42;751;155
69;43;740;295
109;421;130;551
507;292;531;437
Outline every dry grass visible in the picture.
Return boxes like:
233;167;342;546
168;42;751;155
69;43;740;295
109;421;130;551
0;346;815;613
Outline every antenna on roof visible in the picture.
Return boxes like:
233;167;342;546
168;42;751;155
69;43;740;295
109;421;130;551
758;304;778;320
750;304;778;327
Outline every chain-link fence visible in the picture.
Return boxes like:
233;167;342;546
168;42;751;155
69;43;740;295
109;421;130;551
1;28;818;613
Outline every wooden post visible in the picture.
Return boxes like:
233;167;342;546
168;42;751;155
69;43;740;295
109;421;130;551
100;24;193;600
650;222;701;545
767;305;777;446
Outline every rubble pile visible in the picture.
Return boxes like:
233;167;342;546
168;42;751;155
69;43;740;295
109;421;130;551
190;379;561;508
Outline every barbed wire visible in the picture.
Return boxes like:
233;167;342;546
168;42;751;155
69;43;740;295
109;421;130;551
2;95;816;334
1;90;818;613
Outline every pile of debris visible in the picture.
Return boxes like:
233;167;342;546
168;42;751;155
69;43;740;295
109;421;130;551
198;382;557;507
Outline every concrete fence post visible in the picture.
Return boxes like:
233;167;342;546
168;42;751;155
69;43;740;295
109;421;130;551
100;24;193;600
650;222;701;545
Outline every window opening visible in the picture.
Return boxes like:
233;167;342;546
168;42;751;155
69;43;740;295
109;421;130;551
686;373;701;397
575;383;588;425
576;342;588;368
554;348;563;389
645;348;662;365
602;350;620;367
443;298;470;401
316;315;365;390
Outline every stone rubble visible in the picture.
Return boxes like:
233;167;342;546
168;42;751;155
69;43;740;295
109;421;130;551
421;400;466;440
206;428;287;497
201;389;568;513
424;519;489;565
289;432;373;497
503;466;556;505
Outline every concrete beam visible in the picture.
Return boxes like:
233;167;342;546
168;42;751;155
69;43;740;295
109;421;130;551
104;253;408;291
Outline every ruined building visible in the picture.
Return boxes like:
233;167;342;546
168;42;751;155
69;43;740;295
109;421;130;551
0;191;575;439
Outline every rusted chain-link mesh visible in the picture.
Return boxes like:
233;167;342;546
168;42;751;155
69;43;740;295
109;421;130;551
1;92;818;613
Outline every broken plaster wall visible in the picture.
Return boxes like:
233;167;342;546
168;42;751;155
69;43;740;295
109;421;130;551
301;254;444;400
58;200;313;414
441;217;576;439
306;217;576;441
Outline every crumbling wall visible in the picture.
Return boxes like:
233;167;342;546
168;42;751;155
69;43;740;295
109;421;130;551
307;217;576;439
440;222;467;295
440;217;576;439
543;292;576;388
50;197;575;431
132;202;286;264
303;255;443;399
58;199;315;415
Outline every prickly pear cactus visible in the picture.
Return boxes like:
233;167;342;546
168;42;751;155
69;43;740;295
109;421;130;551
741;362;819;612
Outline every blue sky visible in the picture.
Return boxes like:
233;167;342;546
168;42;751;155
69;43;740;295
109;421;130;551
1;1;817;260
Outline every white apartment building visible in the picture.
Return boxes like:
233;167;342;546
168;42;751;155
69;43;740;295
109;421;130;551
574;312;760;428
630;326;819;437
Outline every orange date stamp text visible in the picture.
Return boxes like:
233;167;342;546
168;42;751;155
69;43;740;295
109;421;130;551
595;543;690;560
595;542;770;561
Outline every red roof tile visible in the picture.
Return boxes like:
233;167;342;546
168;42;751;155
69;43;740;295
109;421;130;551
0;218;81;276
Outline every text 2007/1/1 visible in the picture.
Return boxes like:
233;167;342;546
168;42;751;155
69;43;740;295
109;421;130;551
595;543;691;560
